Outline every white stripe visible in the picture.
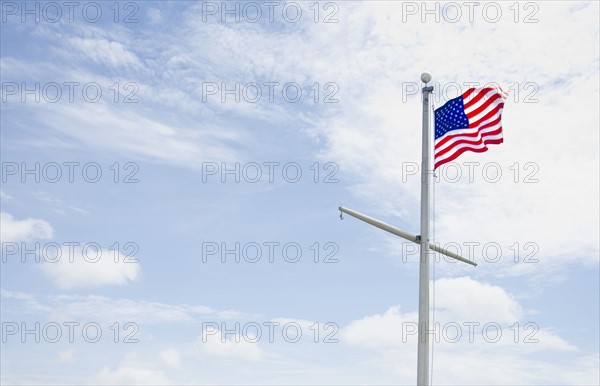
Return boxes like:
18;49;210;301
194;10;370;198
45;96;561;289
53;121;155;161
435;132;503;165
467;108;504;135
465;96;505;124
435;127;481;144
435;121;502;152
435;125;503;155
436;130;504;156
463;88;498;113
463;87;507;111
438;132;504;157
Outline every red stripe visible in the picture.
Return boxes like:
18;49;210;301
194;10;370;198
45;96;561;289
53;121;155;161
435;114;502;150
435;128;503;159
434;128;503;159
463;87;496;110
467;102;504;128
465;93;502;118
435;127;503;159
471;115;502;134
463;89;486;110
462;88;476;100
434;138;504;169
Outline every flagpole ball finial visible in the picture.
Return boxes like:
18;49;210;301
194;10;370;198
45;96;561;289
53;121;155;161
421;72;432;84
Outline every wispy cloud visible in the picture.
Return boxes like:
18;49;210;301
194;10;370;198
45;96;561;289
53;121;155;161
0;212;54;242
0;289;253;325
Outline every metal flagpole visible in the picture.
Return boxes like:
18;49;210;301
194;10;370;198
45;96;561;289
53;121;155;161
338;72;477;386
418;72;434;386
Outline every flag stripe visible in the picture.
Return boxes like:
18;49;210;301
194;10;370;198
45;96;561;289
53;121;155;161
435;127;502;168
465;93;502;119
434;87;506;169
435;123;504;165
467;100;504;128
434;138;503;169
434;133;504;168
434;114;502;152
463;87;504;109
435;126;503;160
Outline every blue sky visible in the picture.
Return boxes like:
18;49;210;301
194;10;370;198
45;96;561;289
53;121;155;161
1;1;599;384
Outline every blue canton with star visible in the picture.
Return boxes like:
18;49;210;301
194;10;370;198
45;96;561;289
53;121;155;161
434;96;470;140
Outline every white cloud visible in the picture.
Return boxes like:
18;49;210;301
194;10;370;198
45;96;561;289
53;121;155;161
0;289;51;314
343;277;569;350
31;101;241;169
300;1;600;280
55;349;76;364
0;212;54;243
38;246;141;289
32;191;89;217
340;277;591;385
342;305;417;349
68;37;142;69
270;317;318;332
146;8;163;24
159;349;181;369
0;289;250;325
433;276;523;323
88;353;175;385
0;190;13;200
196;326;264;361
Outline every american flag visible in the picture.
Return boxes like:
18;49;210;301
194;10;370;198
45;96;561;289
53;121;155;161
434;87;508;169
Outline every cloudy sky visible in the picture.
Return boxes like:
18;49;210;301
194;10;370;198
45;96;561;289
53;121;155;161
1;1;598;384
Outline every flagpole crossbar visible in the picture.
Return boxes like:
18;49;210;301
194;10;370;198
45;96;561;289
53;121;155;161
338;206;477;267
